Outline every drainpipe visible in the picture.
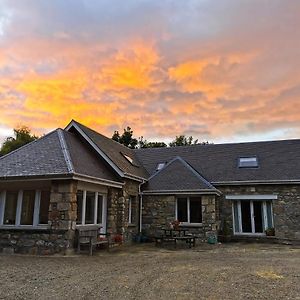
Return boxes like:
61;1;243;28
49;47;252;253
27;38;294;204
138;180;145;233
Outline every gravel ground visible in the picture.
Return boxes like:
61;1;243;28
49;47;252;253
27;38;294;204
0;243;299;300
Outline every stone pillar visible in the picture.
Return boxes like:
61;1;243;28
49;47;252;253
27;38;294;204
202;195;218;240
48;180;78;254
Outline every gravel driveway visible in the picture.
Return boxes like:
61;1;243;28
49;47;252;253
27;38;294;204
0;243;299;300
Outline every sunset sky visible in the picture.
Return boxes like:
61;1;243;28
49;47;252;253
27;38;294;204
1;0;300;144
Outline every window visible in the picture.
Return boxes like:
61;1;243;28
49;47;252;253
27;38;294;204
238;157;258;168
4;191;18;225
122;153;134;164
76;190;105;226
85;192;95;224
0;190;50;227
156;163;165;171
128;196;136;224
21;190;35;225
39;191;50;224
176;197;202;224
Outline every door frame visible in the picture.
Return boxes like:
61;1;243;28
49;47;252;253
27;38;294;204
232;199;274;236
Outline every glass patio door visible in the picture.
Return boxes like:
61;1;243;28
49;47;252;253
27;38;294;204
233;200;273;235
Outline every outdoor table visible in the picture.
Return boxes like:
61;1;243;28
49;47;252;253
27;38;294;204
155;228;196;248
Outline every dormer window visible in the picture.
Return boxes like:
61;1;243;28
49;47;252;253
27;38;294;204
156;163;165;171
238;157;258;168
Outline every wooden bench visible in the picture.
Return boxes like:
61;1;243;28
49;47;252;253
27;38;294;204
76;225;109;255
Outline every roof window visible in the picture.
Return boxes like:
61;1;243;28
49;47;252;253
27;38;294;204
156;163;166;171
238;157;258;168
123;153;134;164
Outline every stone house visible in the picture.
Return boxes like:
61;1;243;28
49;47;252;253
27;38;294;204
0;120;299;254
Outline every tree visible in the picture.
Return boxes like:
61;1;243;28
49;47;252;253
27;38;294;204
138;136;167;148
0;126;38;156
169;135;198;147
112;127;138;149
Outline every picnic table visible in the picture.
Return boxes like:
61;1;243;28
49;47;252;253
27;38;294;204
155;228;196;248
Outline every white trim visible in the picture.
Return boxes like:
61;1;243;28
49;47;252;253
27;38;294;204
226;194;278;200
238;201;242;232
72;174;123;188
94;192;98;225
33;190;41;226
128;197;132;224
0;190;6;225
82;190;87;225
250;201;255;233
65;122;124;177
15;190;23;226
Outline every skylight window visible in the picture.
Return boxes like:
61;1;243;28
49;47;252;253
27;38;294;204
123;154;134;164
238;157;258;168
156;163;165;171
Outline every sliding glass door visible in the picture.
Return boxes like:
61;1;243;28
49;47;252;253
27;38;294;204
232;200;273;235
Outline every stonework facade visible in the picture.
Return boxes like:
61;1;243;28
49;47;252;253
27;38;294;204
142;194;218;242
217;184;300;242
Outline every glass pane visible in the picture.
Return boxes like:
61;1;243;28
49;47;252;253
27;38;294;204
266;201;273;228
241;200;252;233
177;198;187;222
253;201;263;233
85;191;95;224
39;191;50;224
190;197;202;223
233;201;240;232
4;191;18;225
21;190;35;225
97;195;103;224
76;190;83;224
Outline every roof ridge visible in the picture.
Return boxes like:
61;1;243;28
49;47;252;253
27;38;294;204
134;138;300;153
57;129;74;173
0;129;60;161
70;120;137;155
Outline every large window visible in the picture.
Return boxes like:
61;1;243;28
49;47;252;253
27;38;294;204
176;197;202;224
0;190;50;227
76;190;105;226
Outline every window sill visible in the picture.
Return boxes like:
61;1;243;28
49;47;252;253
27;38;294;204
179;223;203;228
0;225;50;230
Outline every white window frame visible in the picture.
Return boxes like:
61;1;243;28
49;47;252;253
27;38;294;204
77;190;106;231
0;189;49;228
232;199;274;236
128;197;132;224
175;196;202;225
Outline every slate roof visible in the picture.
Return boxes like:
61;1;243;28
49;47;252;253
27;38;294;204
67;120;148;179
143;156;218;193
0;130;69;178
0;129;121;183
135;139;300;184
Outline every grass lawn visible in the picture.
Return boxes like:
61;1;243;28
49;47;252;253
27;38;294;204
0;243;299;300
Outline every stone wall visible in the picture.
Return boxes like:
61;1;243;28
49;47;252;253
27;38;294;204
116;179;140;243
142;194;218;242
217;184;300;242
